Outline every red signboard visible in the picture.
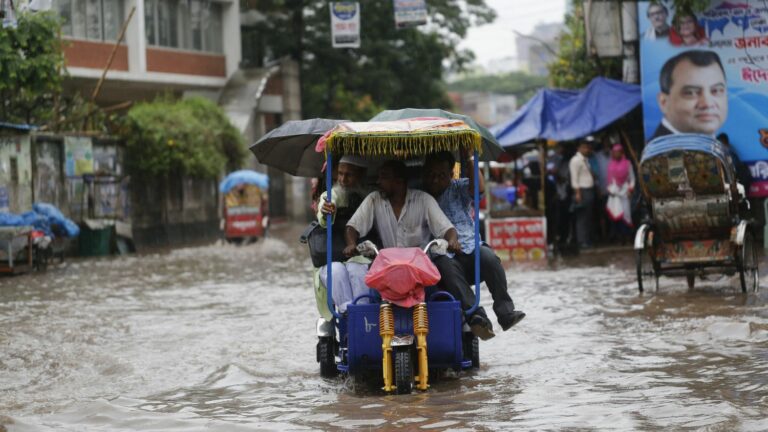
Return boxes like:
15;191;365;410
225;208;264;239
485;217;547;261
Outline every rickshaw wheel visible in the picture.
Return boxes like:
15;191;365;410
686;273;696;290
317;337;337;378
463;333;480;369
738;231;759;293
394;346;414;394
636;250;658;293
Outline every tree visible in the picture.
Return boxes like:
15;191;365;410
120;97;246;179
0;11;64;125
548;0;622;89
447;72;548;105
242;0;496;120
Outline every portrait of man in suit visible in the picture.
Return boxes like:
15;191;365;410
653;50;728;139
643;3;670;40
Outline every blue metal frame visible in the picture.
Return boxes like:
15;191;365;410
325;149;483;319
466;150;481;317
325;152;340;319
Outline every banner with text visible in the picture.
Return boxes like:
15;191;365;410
485;217;547;262
393;0;427;29
638;1;768;196
330;2;361;48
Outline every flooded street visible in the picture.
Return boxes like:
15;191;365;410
2;224;768;431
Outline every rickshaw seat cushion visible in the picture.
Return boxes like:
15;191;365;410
364;247;440;308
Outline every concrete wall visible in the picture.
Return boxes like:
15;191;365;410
130;175;220;247
0;132;239;249
0;135;33;213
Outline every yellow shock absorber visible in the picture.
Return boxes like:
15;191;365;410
413;302;429;390
379;303;395;392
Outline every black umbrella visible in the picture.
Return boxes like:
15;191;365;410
249;118;348;177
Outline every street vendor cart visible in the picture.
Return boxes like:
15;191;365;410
0;226;34;274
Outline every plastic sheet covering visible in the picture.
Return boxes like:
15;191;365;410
219;170;269;194
33;203;80;237
0;203;79;238
364;247;441;308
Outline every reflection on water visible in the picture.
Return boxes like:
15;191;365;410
1;224;767;431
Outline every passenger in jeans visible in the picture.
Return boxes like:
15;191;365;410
424;151;526;339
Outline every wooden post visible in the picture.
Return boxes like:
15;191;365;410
539;140;546;213
619;129;640;168
90;6;136;104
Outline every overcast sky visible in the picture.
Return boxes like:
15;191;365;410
459;0;567;67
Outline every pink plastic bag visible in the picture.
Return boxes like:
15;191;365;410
364;247;441;308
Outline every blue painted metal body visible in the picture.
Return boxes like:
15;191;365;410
343;293;468;373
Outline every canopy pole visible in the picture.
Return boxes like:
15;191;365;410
326;153;340;319
467;149;481;317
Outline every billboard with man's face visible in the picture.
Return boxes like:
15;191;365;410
639;0;768;197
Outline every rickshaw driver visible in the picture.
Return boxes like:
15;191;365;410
343;160;497;340
424;152;526;335
317;155;372;312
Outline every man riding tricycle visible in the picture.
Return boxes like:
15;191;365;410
307;118;523;393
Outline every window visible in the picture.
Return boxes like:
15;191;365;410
145;0;223;53
55;0;125;41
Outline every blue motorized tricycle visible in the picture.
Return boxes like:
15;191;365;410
313;119;491;393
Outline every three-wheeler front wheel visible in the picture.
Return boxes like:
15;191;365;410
394;346;414;395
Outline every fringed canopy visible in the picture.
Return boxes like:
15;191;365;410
322;119;482;159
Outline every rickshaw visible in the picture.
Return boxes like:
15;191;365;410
634;134;759;293
315;119;488;394
219;170;269;243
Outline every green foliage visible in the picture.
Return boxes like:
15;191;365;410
120;97;246;179
548;0;622;89
669;0;710;13
447;72;548;104
0;11;65;125
243;0;495;120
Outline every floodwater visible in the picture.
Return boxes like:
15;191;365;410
1;224;767;431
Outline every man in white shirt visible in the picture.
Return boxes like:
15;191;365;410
344;160;459;252
344;160;497;338
569;141;596;249
316;155;372;313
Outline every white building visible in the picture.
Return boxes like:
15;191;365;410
449;92;517;128
55;0;242;104
515;22;563;77
52;0;306;221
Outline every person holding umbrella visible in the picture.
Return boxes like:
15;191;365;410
315;155;373;313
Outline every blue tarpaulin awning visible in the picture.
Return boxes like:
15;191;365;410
492;77;642;148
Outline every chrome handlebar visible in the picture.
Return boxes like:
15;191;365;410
356;238;449;258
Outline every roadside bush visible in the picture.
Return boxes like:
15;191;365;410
121;97;246;179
